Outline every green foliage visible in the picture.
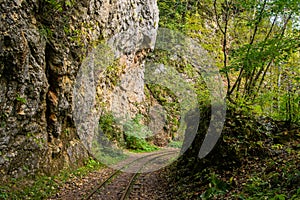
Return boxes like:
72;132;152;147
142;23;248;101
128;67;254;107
75;159;103;176
64;0;74;8
158;1;300;199
45;0;63;12
99;112;123;143
0;176;58;200
157;0;187;31
166;109;300;199
216;0;299;108
16;94;27;104
38;25;53;40
105;64;125;87
200;173;229;199
158;0;300;124
125;135;159;152
124;115;159;152
247;51;300;124
38;0;98;59
44;0;75;12
146;49;209;139
124;114;152;138
92;144;127;165
98;113;159;152
146;83;181;137
167;140;183;148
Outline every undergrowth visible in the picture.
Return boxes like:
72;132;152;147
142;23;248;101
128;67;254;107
166;109;300;199
123;114;159;152
99;113;159;153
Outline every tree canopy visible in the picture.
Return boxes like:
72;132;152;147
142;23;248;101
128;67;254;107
158;0;300;123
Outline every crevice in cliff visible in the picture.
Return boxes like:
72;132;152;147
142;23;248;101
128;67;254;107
45;42;59;142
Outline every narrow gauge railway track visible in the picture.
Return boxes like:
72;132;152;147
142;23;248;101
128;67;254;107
84;150;178;200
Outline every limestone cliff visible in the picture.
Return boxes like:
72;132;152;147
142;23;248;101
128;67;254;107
0;0;158;180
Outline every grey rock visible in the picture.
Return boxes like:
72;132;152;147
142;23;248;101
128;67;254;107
0;0;159;180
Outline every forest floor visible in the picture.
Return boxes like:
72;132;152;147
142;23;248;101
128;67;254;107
166;118;300;199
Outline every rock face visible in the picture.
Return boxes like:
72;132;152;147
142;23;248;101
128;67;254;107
0;0;159;180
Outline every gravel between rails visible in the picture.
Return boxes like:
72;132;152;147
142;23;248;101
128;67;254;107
48;149;178;200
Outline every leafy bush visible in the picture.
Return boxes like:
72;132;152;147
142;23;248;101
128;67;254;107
99;112;123;143
124;115;159;152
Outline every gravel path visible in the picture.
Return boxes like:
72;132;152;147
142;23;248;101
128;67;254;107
48;150;178;200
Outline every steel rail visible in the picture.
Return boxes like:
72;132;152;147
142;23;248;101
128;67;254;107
84;149;177;200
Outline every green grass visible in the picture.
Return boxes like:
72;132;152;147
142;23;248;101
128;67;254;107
0;159;103;200
167;140;183;148
92;144;128;165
